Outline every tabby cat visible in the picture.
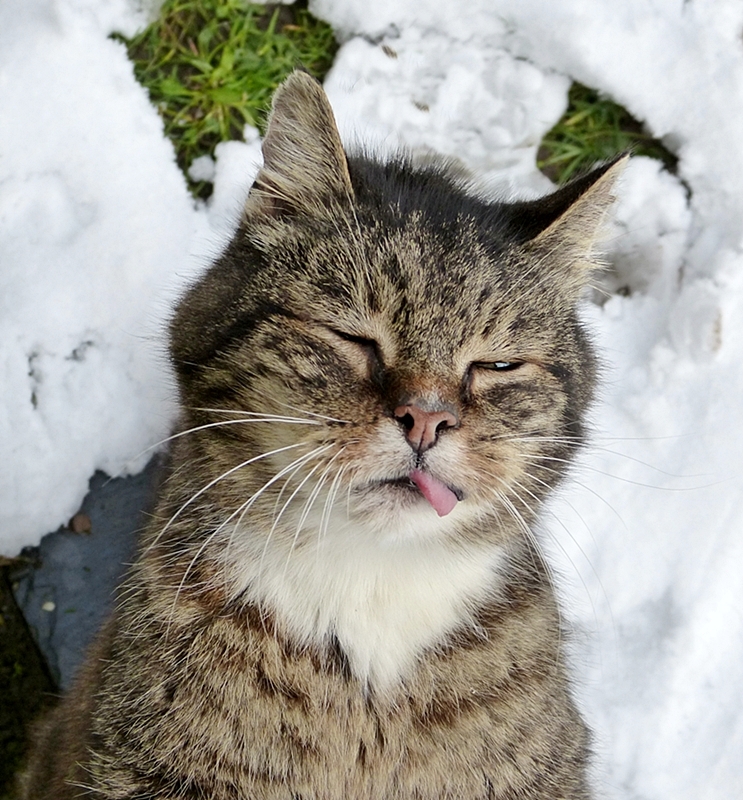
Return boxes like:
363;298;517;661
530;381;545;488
20;71;624;799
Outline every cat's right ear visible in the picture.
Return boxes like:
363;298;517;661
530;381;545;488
507;155;627;294
244;71;354;219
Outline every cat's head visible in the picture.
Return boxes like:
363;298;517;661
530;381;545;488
170;71;623;550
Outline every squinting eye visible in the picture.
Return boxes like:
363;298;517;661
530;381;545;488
331;329;376;348
475;361;523;372
326;328;383;374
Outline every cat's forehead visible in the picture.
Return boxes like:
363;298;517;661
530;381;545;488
288;214;538;343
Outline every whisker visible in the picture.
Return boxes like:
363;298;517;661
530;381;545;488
510;477;606;635
163;417;320;442
145;442;306;555
282;451;344;580
221;444;335;572
317;460;348;558
523;465;628;531
271;457;313;518
168;445;334;630
255;459;328;592
346;472;354;519
270;400;351;425
192;407;322;423
164;525;231;640
512;436;707;480
520;452;713;490
486;483;565;655
118;416;320;476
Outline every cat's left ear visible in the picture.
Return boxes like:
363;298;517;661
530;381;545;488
244;71;354;219
516;155;628;288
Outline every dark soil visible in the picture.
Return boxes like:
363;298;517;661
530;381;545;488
0;566;57;799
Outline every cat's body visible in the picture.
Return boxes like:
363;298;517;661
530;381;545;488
20;73;623;799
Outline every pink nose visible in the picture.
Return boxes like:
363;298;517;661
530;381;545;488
394;404;459;453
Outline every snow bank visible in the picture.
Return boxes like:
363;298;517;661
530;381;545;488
0;0;201;551
2;0;742;796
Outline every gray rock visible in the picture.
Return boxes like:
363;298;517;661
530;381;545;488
12;457;162;689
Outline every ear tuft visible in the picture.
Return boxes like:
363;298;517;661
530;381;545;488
244;71;354;219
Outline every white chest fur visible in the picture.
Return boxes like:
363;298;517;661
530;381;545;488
228;505;506;689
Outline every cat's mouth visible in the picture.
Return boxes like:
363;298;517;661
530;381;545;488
374;471;464;517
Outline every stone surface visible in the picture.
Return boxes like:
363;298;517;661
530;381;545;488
12;458;162;690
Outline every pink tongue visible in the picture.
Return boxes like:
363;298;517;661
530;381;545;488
409;469;459;517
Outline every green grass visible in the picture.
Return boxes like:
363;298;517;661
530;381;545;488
538;82;677;183
117;3;672;193
114;0;337;198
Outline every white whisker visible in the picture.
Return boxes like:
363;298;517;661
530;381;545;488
486;482;565;652
192;407;322;423
270;400;351;425
510;477;604;634
317;459;348;558
221;444;335;579
166;445;335;633
255;459;327;591
119;416;320;477
145;442;306;556
281;450;344;580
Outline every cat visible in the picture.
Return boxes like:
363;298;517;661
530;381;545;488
20;71;624;799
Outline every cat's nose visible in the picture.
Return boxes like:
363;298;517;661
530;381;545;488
393;403;459;453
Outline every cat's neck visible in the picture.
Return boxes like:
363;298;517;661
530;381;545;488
223;506;508;690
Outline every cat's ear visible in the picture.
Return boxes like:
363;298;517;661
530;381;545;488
516;155;628;288
244;71;354;219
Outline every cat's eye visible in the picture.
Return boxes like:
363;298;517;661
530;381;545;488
325;327;384;378
473;361;524;372
330;329;379;353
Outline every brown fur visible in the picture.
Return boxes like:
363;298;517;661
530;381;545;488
20;72;624;799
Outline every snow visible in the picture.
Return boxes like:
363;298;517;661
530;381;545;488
0;0;204;548
2;0;742;796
